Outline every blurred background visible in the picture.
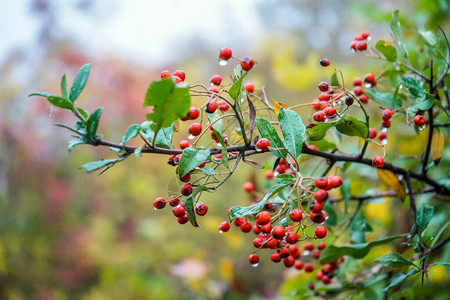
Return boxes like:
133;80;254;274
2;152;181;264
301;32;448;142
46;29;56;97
0;0;448;299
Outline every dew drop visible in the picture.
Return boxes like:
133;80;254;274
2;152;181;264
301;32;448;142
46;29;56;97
219;59;228;66
382;138;388;145
217;142;222;147
302;250;310;256
364;82;372;88
351;49;356;53
255;147;262;152
153;207;158;210
419;125;426;131
381;127;388;133
367;36;372;41
219;230;224;234
188;134;195;140
251;263;259;268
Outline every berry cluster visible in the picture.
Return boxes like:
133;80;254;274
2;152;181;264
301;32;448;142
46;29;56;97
350;31;371;52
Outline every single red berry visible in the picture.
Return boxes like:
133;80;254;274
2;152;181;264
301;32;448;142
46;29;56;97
295;260;304;269
188;123;202;136
289;209;304;222
180;173;191;183
359;94;368;103
181;184;193;196
240;56;255;71
209;86;219;93
312;249;321;259
368;128;377;139
243;182;255;192
256;138;270;150
210;75;222;86
354;34;364;41
284;256;295;268
305;243;314;251
361;31;370;39
322;275;331;285
313;111;326;122
315;226;327;239
356;42;367;51
378;131;387;141
339;256;345;263
372;156;384;168
311;99;322;110
316;270;324;280
195;202;208;216
240;221;253;233
266;237;278;249
153;197;166;210
310;201;324;213
169;196;180;207
319;92;330;101
219;47;232;61
172;75;183;84
324;107;336;117
304;263;314;273
265;170;274;179
173;205;186;218
173;70;185;81
219;221;230;233
260;222;273;234
319;58;330;67
318;81;329;92
160;70;171;78
233;217;245;227
382;119;391;128
253;236;263;247
310;211;327;223
308;144;319;151
364;73;375;85
271;252;281;263
308;282;315;290
350;40;358;51
315;177;328;189
205;101;218;113
414;115;425;126
188;107;199;120
248;254;259;265
329;175;342;188
272;226;286;239
322;264;332;274
177;214;189;224
382;109;393;120
353;86;363;96
353;77;362;86
314;189;328;203
244;82;255;93
179;140;190;149
255;211;271;225
318;241;326;250
218;100;229;112
286;232;299;244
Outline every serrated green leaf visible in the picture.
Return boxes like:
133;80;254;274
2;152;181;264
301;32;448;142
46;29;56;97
306;122;338;141
69;63;91;102
229;183;290;221
68;137;87;152
255;118;287;158
375;40;397;62
143;78;190;131
375;253;418;268
61;74;69;99
228;71;248;100
121;124;141;146
335;115;368;139
178;148;210;177
383;268;419;292
278;108;305;159
365;89;402;108
80;158;118;173
320;235;403;263
185;185;209;227
86;107;103;139
350;212;372;243
417;204;434;234
141;121;174;149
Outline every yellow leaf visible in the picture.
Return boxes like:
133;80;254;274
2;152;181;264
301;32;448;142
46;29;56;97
431;130;444;163
377;169;406;201
274;101;287;115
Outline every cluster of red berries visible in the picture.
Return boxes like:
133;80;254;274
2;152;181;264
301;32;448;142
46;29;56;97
311;80;340;122
351;73;376;104
218;47;255;72
308;255;345;289
160;69;186;84
350;31;371;52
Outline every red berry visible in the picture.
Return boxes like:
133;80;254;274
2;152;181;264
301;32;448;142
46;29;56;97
350;40;358;51
209;86;219;93
210;75;222;86
372;156;384;168
172;76;183;84
361;31;370;39
180;173;191;183
173;205;186;217
286;232;299;244
243;182;255;192
188;107;199;120
271;252;281;263
160;70;171;78
368;128;377;139
315;177;328;189
319;92;330;101
304;263;314;272
181;184;193;196
233;217;245;227
169;196;180;207
272;226;286;239
310;211;327;223
308;145;318;151
205;101;218;113
324;107;336;117
218;100;229;112
310;201;324;213
240;221;252;233
255;211;271;225
314;189;328;203
378;131;387;141
219;221;230;232
153;197;166;210
173;70;185;81
244;82;255;93
356;42;367;51
260;223;273;234
364;73;375;85
305;243;314;251
354;34;364;41
284;256;295;268
265;170;274;179
318;81;329;92
382;119;391;128
382;109;393;120
312;249;321;259
295;260;304;269
414;115;425;126
177;214;189;224
308;282;315;290
313;111;326;122
253;236;263;247
179;140;190;149
316;270;324;280
353;86;363;96
219;47;232;61
240;56;255;71
329;175;342;188
322;264;332;274
248;254;259;265
256;138;270;150
322;275;331;284
266;237;278;249
289;209;304;222
353;77;362;86
359;94;368;103
319;58;330;67
315;226;327;239
195;202;208;216
188;123;202;136
318;241;326;250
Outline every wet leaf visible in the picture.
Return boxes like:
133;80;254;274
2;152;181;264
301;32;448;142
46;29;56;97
377;169;406;201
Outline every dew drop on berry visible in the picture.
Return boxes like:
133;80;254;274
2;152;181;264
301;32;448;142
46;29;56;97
419;125;426;131
381;127;388;133
153;206;158;211
364;82;372;88
219;59;228;66
219;230;224;234
251;263;259;268
302;250;310;256
381;138;388;145
255;146;262;153
367;36;372;41
188;134;196;140
351;49;356;53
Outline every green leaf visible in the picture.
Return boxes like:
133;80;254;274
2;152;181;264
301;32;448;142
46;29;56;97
229;183;290;221
365;89;402;108
211;126;228;168
309;139;336;151
430;261;450;267
68;137;87;152
274;173;295;184
206;112;224;135
121;124;141;146
141;121;175;149
80;158;118;173
349;213;372;243
278;108;305;159
61;74;69;99
86;107;103;139
29;92;58;98
69;63;91;102
29;93;75;110
77;107;89;119
319;235;404;263
306;122;338;141
341;179;351;213
401;77;424;98
417;204;434;234
323;202;337;226
375;40;397;61
184;185;209;227
390;10;408;58
255;118;287;158
335;115;368;139
331;72;339;86
178;148;211;177
143;78;190;131
383;268;419;292
419;30;448;60
375;253;418;268
229;70;248;101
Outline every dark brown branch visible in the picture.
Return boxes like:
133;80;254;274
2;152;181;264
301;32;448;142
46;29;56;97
329;188;437;203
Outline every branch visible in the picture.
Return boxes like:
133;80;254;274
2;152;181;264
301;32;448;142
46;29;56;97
328;188;437;203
